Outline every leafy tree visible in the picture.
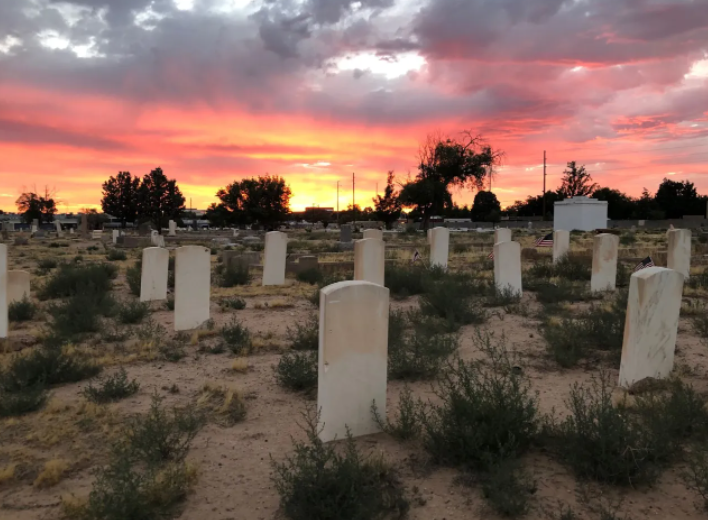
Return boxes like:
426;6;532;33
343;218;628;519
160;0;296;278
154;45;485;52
505;192;562;219
101;171;140;229
444;203;472;219
211;175;291;230
655;178;703;219
204;204;232;228
16;187;57;224
303;207;333;228
591;187;638;220
373;171;402;229
636;188;664;220
399;132;502;230
137;168;185;233
471;191;501;222
558;162;597;199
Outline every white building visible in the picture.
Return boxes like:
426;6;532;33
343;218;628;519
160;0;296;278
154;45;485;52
553;196;608;232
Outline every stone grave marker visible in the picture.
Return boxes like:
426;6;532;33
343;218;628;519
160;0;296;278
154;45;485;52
591;233;619;293
174;246;210;331
667;228;691;278
553;230;570;263
168;220;177;236
340;224;352;243
7;270;30;304
429;227;449;268
318;281;389;442
263;231;288;286
494;228;512;244
141;247;169;302
0;244;7;338
493;241;522;296
363;229;383;241
354;238;385;286
618;267;684;388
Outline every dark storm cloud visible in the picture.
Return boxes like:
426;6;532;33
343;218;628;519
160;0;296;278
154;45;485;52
0;118;126;150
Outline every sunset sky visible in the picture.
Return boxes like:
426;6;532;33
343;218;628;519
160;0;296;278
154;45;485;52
1;0;707;213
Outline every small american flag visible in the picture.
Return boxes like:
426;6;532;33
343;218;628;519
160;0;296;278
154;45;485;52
633;256;655;273
412;249;421;262
487;251;494;260
535;233;553;248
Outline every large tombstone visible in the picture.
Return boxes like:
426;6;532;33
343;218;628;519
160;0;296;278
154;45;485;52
8;270;30;304
112;230;121;244
0;244;7;338
174;246;211;331
91;230;103;240
553;230;570;264
140;247;169;302
591;233;619;293
168;220;177;236
619;267;684;388
354;238;385;286
494;228;512;244
493;241;522;296
262;231;288;286
340;224;353;243
31;219;38;234
318;281;389;442
55;221;63;237
363;229;383;241
667;229;691;278
429;227;449;269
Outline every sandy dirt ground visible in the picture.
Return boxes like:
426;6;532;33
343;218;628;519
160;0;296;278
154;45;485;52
2;229;708;520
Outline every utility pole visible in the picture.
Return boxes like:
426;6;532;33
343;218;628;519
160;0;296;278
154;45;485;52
336;181;340;224
542;151;547;220
352;172;356;227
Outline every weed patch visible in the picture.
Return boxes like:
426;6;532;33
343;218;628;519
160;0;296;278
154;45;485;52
287;316;318;351
82;368;140;404
275;351;317;393
117;300;151;324
8;296;36;322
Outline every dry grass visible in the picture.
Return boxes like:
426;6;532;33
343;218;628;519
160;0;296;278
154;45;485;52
230;358;249;373
0;463;16;485
34;459;70;488
198;383;247;426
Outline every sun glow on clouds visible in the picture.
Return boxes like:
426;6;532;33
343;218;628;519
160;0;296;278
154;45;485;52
334;52;426;79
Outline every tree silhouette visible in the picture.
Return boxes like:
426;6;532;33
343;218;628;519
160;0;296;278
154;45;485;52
471;191;501;222
101;171;140;228
137;168;185;233
209;175;292;230
16;187;57;225
558;162;597;198
373;171;402;229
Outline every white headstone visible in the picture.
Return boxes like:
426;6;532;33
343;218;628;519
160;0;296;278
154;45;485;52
140;247;169;302
429;227;449;269
8;270;30;304
174;246;211;331
493;241;522;296
527;221;533;230
553;230;570;263
494;228;512;244
363;229;383;241
354;238;385;286
168;220;177;236
70;228;75;235
591;233;619;293
318;281;389;442
92;230;102;240
262;231;288;286
427;228;432;245
112;230;120;244
667;228;691;278
0;245;7;338
55;221;62;236
619;267;684;388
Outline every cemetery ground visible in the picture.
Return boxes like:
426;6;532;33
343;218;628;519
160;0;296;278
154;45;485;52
3;228;708;520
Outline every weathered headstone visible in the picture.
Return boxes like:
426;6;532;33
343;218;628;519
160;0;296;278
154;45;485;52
91;230;102;240
363;229;383;241
494;228;512;244
618;267;684;388
318;281;389;442
80;214;88;237
174;246;210;331
527;221;533;230
354;238;385;286
340;224;352;243
263;231;288;286
667;228;691;278
429;227;449;269
33;230;46;239
140;247;169;302
112;230;121;244
168;220;177;236
55;221;63;237
8;270;30;304
31;219;38;233
493;241;522;296
591;233;619;293
427;228;432;244
553;230;570;264
0;244;7;338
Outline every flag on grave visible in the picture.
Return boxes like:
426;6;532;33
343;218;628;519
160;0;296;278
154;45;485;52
633;256;655;273
535;233;553;247
412;249;421;262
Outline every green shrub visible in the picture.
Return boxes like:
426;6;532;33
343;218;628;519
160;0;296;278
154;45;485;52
296;268;323;285
218;263;251;287
106;249;127;261
484;286;521;308
39;263;117;300
159;341;187;362
48;241;69;248
385;264;427;299
0;346;100;392
165;297;175;311
619;232;637;246
8;296;36;322
38;258;58;270
419;335;539;470
126;263;142;297
82;368;140;404
548;374;662;485
117;300;151;325
685;447;708;511
126;394;205;465
388;311;458;380
372;386;420;440
221;318;251;354
0;385;48;418
221;297;246;310
47;283;115;340
419;274;486;330
275;351;317;393
527;256;590;282
481;459;535;517
308;273;350;307
287;316;318;351
271;409;409;520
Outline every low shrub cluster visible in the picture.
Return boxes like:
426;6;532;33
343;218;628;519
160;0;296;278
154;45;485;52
8;297;37;322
